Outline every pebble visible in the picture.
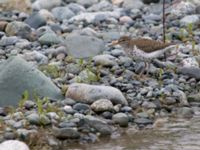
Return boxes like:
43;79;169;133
112;113;129;127
91;99;114;112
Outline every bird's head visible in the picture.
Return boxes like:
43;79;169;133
110;36;131;47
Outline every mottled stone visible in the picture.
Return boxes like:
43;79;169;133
91;99;113;112
66;83;127;105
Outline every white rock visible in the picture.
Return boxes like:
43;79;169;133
93;54;117;67
66;83;128;105
0;140;29;150
32;0;61;10
181;57;199;68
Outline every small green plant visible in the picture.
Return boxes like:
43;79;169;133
158;68;164;86
35;97;45;115
39;65;60;78
18;90;29;109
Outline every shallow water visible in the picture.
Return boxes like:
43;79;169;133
66;114;200;150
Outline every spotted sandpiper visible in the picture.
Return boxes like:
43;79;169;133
111;36;177;77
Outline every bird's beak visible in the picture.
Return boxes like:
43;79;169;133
108;40;119;47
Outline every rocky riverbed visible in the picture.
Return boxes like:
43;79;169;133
1;0;200;149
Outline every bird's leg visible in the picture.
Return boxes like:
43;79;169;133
139;62;147;78
145;63;150;76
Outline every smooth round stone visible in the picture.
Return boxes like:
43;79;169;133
66;83;128;105
73;103;90;113
91;99;114;112
5;21;32;40
121;106;132;112
39;33;62;45
119;16;134;24
93;54;117;67
67;3;86;14
26;113;40;125
111;49;124;57
61;98;76;106
0;140;30;150
25;13;46;29
101;111;113;119
63;105;75;114
52;7;75;21
112;113;129;127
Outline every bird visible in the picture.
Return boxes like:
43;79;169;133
110;36;177;77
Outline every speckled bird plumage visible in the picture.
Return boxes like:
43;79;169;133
111;36;177;77
111;36;176;61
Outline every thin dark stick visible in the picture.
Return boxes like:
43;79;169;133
163;0;166;43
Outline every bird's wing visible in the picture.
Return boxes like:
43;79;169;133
132;38;173;53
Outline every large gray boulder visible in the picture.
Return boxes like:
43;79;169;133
0;56;63;106
63;34;105;58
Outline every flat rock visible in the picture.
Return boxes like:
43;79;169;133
177;67;200;80
53;127;80;139
0;56;63;106
66;83;127;105
63;34;105;58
